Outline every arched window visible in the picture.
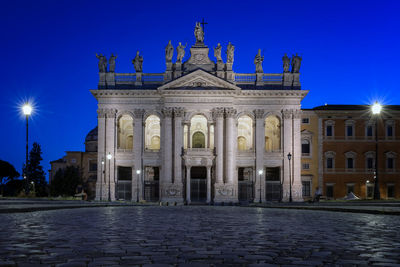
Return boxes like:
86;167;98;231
265;115;281;151
117;114;133;149
237;115;253;151
145;115;160;150
192;131;205;148
237;136;247;151
190;115;208;148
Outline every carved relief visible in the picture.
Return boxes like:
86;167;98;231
133;109;145;119
165;185;181;197
292;109;302;119
282;109;292;120
162;107;174;118
97;109;106;118
105;109;117;118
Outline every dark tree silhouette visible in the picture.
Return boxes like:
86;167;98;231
50;166;82;197
25;142;47;197
0;160;20;195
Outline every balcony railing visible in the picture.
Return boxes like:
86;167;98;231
115;74;136;82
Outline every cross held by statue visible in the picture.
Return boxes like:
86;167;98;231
201;18;208;32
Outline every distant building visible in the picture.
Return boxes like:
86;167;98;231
49;127;98;199
313;105;400;199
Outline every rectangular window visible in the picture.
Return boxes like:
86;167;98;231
347;126;353;137
89;161;97;172
302;118;309;124
387;125;393;137
326;125;332;136
367;158;374;169
70;158;76;164
265;167;280;181
346;184;355;194
387;185;395;198
326;185;334;198
302;181;311;197
367;126;373;137
302;142;310;155
388;158;394;169
302;163;310;170
347;158;354;169
327;158;333;169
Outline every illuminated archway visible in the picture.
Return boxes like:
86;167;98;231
145;115;160;150
265;115;281;151
117;114;133;149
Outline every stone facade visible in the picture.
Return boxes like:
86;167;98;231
92;25;307;203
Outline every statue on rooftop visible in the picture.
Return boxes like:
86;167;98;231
176;42;187;62
165;40;174;62
214;43;222;62
254;49;264;73
96;53;107;73
109;53;117;73
291;53;302;73
282;53;290;73
226;42;235;64
194;22;204;43
132;51;143;72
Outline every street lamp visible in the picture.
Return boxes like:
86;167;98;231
100;159;104;200
136;169;141;202
287;152;292;202
258;169;263;203
22;103;32;194
107;153;112;201
372;101;382;200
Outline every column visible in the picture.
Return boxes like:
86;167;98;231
187;122;191;148
282;109;293;202
95;109;106;201
207;166;211;203
254;109;265;202
212;108;224;184
186;166;191;203
174;107;184;184
162;107;173;186
105;108;117;201
225;108;237;184
133;109;144;201
292;109;303;201
207;122;211;148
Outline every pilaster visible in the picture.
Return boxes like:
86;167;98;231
254;109;265;202
96;109;106;201
105;108;117;201
133;109;144;202
282;109;293;202
161;107;173;201
292;109;303;201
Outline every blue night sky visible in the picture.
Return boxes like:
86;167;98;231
1;0;399;180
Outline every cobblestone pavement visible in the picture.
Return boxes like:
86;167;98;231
1;206;400;266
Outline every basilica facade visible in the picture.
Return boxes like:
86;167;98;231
92;25;307;203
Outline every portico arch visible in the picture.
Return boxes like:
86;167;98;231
265;115;281;152
117;114;134;150
237;115;253;150
145;115;160;150
189;115;208;148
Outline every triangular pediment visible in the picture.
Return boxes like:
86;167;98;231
158;69;241;91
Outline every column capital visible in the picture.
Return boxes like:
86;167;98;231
225;107;237;118
97;109;106;118
254;109;265;119
282;109;293;120
133;109;145;119
292;109;302;119
105;108;117;118
212;107;225;119
162;107;174;118
174;107;185;118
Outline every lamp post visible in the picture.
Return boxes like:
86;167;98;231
372;101;382;200
22;103;32;194
100;159;104;200
136;169;141;202
258;169;263;203
287;152;292;202
107;153;112;201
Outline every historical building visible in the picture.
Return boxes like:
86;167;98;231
313;105;400;199
49;126;98;199
92;24;307;203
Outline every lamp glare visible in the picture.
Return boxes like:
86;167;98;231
372;102;382;115
22;104;32;115
107;153;112;160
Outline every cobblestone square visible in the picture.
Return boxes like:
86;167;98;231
1;206;400;266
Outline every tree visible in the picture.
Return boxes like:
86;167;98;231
25;142;47;197
50;166;82;197
0;160;20;195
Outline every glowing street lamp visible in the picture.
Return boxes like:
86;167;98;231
107;153;112;201
22;103;32;194
136;169;141;202
258;169;263;203
371;101;381;200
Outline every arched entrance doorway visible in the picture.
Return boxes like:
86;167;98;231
190;166;207;202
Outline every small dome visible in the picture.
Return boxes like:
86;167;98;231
85;126;98;142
